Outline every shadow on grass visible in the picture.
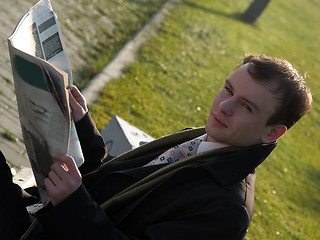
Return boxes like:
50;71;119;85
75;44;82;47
183;1;254;24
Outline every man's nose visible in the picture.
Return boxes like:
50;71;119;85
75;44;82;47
219;98;234;116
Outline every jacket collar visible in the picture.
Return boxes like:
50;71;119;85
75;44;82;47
104;127;277;187
197;141;277;187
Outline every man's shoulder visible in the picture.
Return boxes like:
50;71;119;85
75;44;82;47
165;167;253;228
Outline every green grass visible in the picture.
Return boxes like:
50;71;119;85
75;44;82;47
59;0;168;88
87;0;320;239
1;130;17;142
2;76;12;84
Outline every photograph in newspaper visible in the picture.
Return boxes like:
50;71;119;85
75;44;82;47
7;0;84;205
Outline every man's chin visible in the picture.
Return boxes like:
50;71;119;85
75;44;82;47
205;128;226;143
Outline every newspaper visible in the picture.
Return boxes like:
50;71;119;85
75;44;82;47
7;0;84;205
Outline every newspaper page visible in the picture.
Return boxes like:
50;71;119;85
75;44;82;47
7;0;84;205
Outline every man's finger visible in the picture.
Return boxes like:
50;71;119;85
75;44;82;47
69;90;82;111
44;178;55;192
48;170;62;185
70;86;86;107
52;154;81;178
70;85;81;97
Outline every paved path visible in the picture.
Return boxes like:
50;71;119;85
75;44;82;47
0;0;176;186
0;0;39;172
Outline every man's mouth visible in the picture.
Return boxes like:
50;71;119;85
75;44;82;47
212;113;228;128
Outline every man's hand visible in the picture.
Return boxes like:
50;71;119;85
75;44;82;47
44;154;82;206
69;85;88;122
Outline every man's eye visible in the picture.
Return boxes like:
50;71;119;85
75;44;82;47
225;87;233;95
243;104;252;112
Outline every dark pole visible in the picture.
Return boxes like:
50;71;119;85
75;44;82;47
244;0;272;23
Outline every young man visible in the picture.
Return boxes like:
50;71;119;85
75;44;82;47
0;55;312;239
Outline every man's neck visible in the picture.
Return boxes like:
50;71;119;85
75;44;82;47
197;134;229;154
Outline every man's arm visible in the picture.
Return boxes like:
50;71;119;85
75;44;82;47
75;112;109;173
70;86;109;174
37;184;130;240
0;151;32;239
39;153;128;239
39;160;249;240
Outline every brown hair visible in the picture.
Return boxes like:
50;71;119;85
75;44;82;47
242;55;312;129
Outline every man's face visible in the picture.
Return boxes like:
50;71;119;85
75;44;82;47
205;63;280;147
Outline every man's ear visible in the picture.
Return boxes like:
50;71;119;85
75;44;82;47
261;125;287;143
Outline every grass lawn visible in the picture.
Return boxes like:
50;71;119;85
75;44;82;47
88;0;320;239
57;0;168;88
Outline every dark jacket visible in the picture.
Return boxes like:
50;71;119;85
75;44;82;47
0;152;34;240
37;113;277;240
